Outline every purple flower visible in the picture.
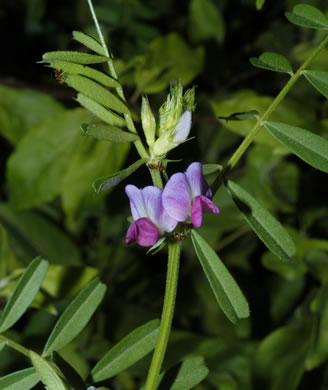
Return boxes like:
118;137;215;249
125;185;178;247
162;162;220;228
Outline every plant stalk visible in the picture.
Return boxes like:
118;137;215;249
211;34;328;195
0;334;31;358
87;0;157;182
144;241;181;390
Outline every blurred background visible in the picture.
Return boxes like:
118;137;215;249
1;0;328;389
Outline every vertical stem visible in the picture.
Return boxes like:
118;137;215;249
87;0;150;163
144;242;181;390
150;169;164;189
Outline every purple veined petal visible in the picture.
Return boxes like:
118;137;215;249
125;185;147;220
157;209;178;233
142;186;163;225
173;110;192;143
142;186;178;233
190;196;203;228
162;172;192;222
191;195;220;228
126;218;160;247
185;162;209;198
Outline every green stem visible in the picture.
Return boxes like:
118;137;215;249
0;334;31;358
211;34;328;195
144;241;181;390
150;169;164;189
87;0;150;164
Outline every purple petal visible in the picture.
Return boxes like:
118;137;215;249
162;172;192;222
157;209;178;233
125;185;147;220
126;218;160;247
173;110;192;142
185;162;209;198
191;195;220;228
142;186;178;233
142;186;163;224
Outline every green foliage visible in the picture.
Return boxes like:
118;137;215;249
72;31;106;56
189;0;225;43
155;356;209;390
50;61;121;88
256;0;266;10
285;4;328;30
120;33;204;94
30;351;70;390
250;52;293;74
226;180;296;262
7;109;91;209
304;69;328;98
0;367;40;390
2;1;328;389
0;205;81;265
81;123;139;143
212;90;314;152
93;159;145;192
42;51;110;65
0;257;48;332
91;319;160;381
263;121;328;173
0;85;63;145
43;278;106;356
76;93;126;127
64;75;129;114
191;230;250;324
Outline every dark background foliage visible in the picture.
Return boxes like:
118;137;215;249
1;0;328;389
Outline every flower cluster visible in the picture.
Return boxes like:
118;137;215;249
125;162;220;247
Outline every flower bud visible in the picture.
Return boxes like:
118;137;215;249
152;110;192;156
173;110;192;142
141;96;156;146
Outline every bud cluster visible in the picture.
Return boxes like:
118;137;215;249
140;81;195;163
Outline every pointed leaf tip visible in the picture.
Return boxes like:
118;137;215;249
0;256;48;332
93;159;145;193
304;70;328;99
91;319;160;381
191;230;250;323
264;121;328;173
250;52;293;74
226;180;296;262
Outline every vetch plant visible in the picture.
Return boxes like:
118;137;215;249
2;2;328;390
